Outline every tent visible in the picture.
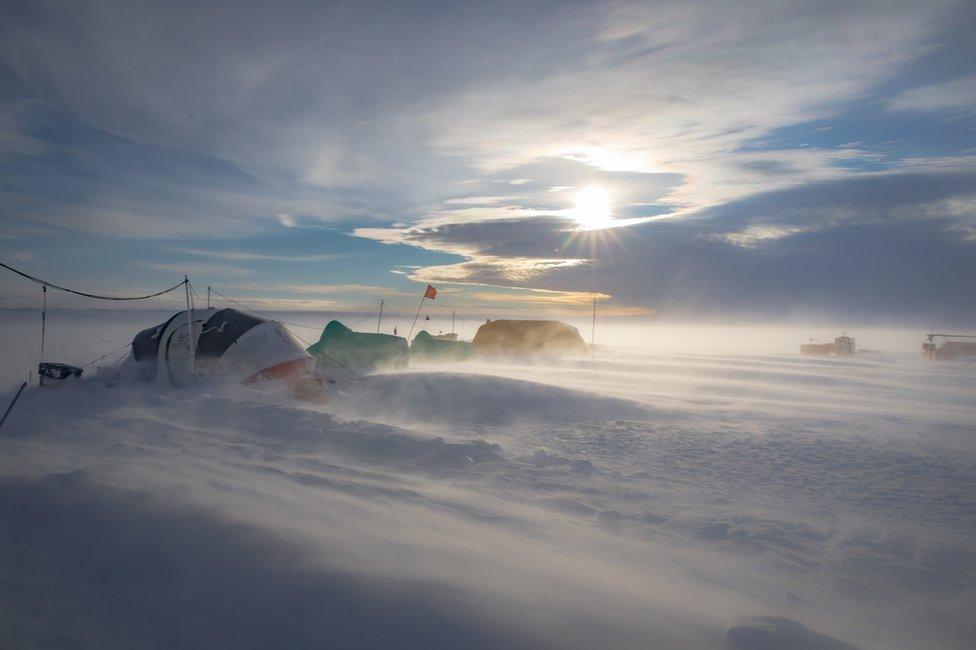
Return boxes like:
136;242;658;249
307;320;408;375
122;308;313;387
472;319;588;357
409;330;474;363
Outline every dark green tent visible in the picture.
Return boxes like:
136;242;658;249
409;330;474;363
307;321;408;374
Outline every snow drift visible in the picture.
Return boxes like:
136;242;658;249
1;314;975;649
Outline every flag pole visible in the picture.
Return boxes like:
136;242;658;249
407;296;426;342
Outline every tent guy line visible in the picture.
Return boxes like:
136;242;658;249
0;260;187;301
208;288;324;330
209;287;376;388
1;259;194;386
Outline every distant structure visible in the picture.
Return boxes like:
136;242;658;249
922;334;976;360
800;335;856;357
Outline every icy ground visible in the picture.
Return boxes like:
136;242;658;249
1;311;975;649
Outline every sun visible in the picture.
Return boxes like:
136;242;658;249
571;185;614;230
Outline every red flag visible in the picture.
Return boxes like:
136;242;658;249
424;284;437;300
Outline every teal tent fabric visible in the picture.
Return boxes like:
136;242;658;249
307;321;408;374
409;330;474;363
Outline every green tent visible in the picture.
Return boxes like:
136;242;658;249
409;330;474;363
307;320;408;374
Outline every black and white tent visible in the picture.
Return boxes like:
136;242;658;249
122;308;312;387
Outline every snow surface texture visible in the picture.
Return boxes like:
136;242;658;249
1;311;975;649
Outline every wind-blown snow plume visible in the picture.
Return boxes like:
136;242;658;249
1;313;974;649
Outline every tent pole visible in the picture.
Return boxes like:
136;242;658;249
377;299;384;334
407;296;426;342
40;285;47;373
185;276;195;382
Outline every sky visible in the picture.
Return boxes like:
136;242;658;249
0;0;974;323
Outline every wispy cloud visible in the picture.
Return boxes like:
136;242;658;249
225;282;411;297
410;257;588;284
709;225;812;247
427;1;945;211
2;1;974;319
173;248;340;263
443;196;514;205
888;74;976;113
136;261;253;278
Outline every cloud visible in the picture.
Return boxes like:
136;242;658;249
444;196;515;206
888;74;976;113
410;257;589;285
136;261;253;277
0;105;383;238
0;99;47;160
7;249;35;262
359;171;976;321
1;0;974;318
709;225;812;247
355;214;592;288
173;248;340;263
220;282;413;302
2;0;955;227
426;0;950;211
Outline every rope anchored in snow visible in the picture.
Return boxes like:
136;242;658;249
1;260;190;385
0;382;28;431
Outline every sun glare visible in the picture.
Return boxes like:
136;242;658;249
572;185;614;230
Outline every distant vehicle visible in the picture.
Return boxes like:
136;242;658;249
800;335;856;357
922;333;976;360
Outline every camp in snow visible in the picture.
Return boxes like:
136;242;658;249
3;3;976;649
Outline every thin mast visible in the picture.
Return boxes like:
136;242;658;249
40;285;47;367
408;296;426;341
591;295;596;347
184;276;195;382
377;299;384;334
